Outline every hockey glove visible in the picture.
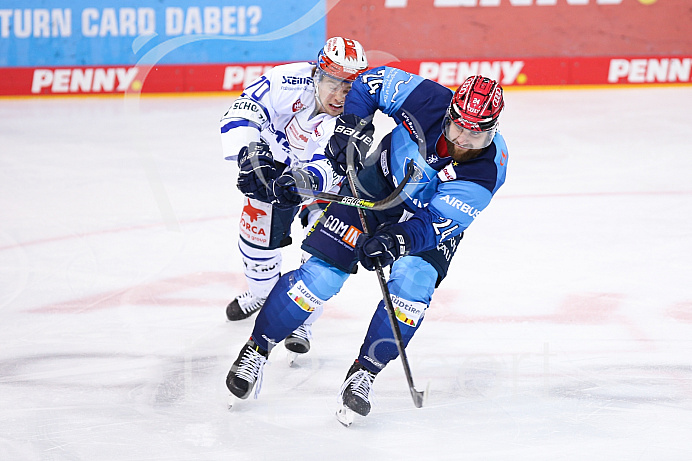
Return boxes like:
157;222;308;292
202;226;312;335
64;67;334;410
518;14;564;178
325;114;375;176
236;141;277;202
270;169;320;210
356;224;412;271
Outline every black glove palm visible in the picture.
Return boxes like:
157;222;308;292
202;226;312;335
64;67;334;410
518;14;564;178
325;114;375;176
236;141;277;202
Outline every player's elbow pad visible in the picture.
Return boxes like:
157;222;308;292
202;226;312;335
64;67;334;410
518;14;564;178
221;125;260;161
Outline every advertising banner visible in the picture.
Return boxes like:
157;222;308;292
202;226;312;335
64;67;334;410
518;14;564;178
0;62;278;95
3;55;690;96
402;56;692;86
0;0;325;67
326;0;692;60
2;0;691;95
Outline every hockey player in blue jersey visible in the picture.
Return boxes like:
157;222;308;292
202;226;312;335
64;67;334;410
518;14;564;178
225;68;508;420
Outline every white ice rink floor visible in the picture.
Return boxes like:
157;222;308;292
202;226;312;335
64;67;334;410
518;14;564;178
1;86;691;460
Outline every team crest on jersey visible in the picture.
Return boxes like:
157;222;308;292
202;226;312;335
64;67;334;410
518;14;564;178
292;98;304;112
411;163;426;183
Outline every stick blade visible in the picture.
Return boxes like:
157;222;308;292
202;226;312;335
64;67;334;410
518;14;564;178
412;390;425;408
410;380;431;408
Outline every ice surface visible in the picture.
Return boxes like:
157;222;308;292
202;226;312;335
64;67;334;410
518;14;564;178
1;87;691;460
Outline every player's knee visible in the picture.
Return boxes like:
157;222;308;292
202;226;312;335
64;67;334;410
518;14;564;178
388;256;437;304
298;256;349;301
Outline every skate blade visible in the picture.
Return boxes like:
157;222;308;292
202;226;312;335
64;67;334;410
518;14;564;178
335;405;355;427
287;351;299;367
227;394;241;410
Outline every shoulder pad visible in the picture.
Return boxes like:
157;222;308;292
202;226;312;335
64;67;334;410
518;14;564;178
225;97;268;127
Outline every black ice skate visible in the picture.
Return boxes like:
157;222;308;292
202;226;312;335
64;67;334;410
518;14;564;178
226;290;266;321
226;339;269;402
284;324;312;366
336;360;377;426
285;324;311;353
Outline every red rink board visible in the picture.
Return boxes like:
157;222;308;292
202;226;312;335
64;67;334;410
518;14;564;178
1;56;691;96
326;0;692;61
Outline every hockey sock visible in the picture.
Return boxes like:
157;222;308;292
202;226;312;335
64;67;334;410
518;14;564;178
356;299;423;373
357;258;436;373
238;240;282;298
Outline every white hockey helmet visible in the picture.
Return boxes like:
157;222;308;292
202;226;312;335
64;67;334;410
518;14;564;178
316;37;368;83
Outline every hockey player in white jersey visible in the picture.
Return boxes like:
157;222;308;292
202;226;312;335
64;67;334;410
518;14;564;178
219;37;368;356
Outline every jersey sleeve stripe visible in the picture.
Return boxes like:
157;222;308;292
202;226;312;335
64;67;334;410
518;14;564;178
221;119;261;133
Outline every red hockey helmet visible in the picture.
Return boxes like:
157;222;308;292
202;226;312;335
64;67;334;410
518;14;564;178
443;76;504;149
316;37;368;83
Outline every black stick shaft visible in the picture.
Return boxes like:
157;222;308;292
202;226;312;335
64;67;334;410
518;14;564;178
345;164;424;408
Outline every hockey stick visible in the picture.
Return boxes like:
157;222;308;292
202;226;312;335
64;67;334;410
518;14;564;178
290;160;415;211
344;161;426;409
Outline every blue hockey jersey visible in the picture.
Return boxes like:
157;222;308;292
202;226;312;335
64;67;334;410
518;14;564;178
346;66;508;254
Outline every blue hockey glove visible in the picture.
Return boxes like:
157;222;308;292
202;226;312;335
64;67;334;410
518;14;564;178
270;169;320;210
236;141;277;202
356;224;412;271
325;114;375;176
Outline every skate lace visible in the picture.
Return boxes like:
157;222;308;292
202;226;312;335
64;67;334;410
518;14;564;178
238;291;266;315
339;369;375;405
236;346;267;399
289;324;312;341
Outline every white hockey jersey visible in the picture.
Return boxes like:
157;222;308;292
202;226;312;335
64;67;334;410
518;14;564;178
220;62;341;193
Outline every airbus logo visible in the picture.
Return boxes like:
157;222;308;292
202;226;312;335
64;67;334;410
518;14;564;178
439;195;482;218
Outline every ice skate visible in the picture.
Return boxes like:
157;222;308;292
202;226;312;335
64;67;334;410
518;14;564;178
226;339;269;407
285;324;312;366
226;290;266;321
336;360;377;426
